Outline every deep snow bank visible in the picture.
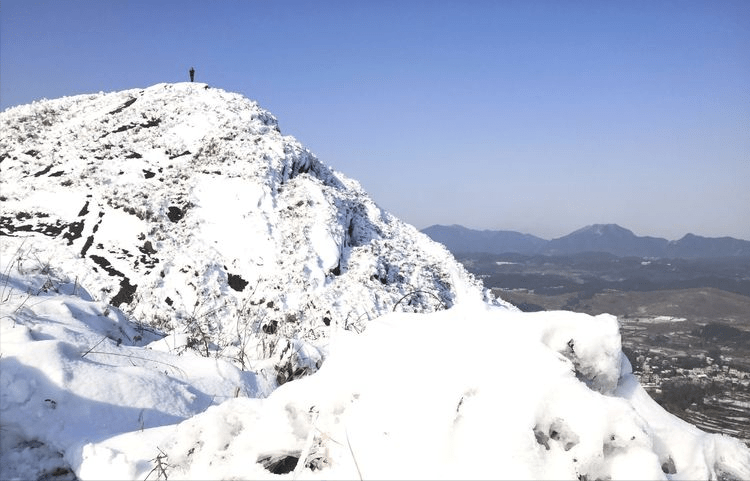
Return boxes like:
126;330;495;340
99;306;747;480
1;251;748;480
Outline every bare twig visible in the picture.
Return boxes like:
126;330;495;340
345;428;363;481
82;350;186;376
1;240;28;302
392;289;447;312
80;336;107;358
145;447;170;480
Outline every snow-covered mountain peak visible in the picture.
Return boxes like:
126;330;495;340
0;83;497;366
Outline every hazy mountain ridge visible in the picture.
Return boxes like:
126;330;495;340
423;223;750;258
420;224;547;255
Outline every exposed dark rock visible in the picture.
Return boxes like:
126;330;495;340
167;206;184;222
257;453;299;475
227;273;249;292
77;201;90;217
80;235;94;257
33;164;53;177
0;214;66;237
107;97;137;115
89;255;125;278
168;150;191;159
140;241;157;255
111;123;137;135
661;456;677;474
63;220;85;245
110;277;137;307
330;262;341;276
139;118;161;128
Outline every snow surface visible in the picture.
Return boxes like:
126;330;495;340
0;82;499;388
1;83;749;479
1;250;748;480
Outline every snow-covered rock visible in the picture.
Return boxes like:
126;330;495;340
0;82;500;377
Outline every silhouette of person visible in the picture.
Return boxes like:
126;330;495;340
189;67;195;82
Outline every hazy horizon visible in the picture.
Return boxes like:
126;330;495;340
3;0;748;240
421;221;750;242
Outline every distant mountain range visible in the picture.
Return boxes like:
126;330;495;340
422;224;750;259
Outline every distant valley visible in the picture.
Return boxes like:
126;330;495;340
459;251;750;299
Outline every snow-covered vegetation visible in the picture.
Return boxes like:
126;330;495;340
0;82;495;387
1;84;748;479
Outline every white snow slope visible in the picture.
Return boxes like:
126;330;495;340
1;84;749;480
0;82;497;383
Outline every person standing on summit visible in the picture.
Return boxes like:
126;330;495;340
189;67;195;82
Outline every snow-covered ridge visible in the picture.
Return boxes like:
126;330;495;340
0;82;498;369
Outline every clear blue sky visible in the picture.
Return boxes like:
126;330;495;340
2;0;749;240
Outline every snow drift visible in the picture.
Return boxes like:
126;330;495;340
1;254;748;480
1;84;749;479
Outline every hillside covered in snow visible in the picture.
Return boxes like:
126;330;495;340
1;84;749;480
0;82;495;379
